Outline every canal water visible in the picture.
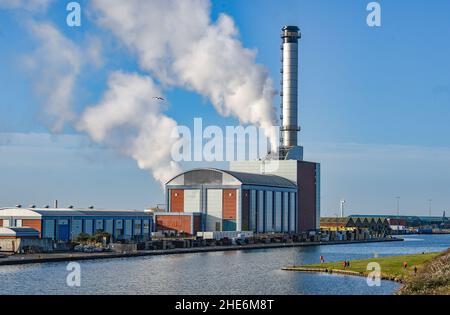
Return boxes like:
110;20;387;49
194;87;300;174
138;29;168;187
0;234;449;295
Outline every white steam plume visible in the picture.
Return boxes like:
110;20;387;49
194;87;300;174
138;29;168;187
91;0;278;147
77;71;181;184
24;21;81;132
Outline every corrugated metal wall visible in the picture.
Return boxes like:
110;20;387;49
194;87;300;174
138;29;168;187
275;192;282;231
72;219;82;237
105;219;113;235
265;191;274;232
206;189;223;231
283;192;289;232
124;220;132;237
249;190;256;231
241;190;250;231
289;193;296;232
42;219;55;239
184;189;201;213
257;191;265;233
84;219;93;235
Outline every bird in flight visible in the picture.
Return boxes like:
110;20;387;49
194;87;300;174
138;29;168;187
153;96;165;101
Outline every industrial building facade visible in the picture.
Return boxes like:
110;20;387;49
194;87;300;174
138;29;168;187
161;168;299;234
0;208;153;242
229;160;320;231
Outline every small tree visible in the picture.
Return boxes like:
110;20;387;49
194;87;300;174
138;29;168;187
74;232;90;243
91;230;111;243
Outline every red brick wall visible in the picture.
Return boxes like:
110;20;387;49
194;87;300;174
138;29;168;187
170;189;184;212
156;215;192;234
297;161;318;232
222;189;237;220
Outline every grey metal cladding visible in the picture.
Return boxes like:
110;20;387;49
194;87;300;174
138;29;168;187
224;170;297;189
184;169;223;185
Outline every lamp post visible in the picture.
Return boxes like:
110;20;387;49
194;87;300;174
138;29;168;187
340;199;346;218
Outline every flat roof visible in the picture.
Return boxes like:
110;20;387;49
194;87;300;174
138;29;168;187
0;227;40;237
0;208;152;218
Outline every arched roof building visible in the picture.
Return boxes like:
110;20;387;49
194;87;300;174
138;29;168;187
161;168;299;234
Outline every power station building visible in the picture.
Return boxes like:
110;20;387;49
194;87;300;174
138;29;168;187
229;160;320;232
157;168;298;235
157;26;321;235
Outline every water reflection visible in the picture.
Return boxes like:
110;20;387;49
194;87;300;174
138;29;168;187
0;235;448;295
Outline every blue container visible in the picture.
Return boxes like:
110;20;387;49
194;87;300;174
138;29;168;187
223;220;236;231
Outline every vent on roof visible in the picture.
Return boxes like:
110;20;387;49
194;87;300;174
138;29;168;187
44;205;50;209
16;204;22;208
30;205;36;208
68;205;74;209
88;206;94;209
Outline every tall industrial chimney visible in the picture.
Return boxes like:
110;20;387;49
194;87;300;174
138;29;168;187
280;25;303;160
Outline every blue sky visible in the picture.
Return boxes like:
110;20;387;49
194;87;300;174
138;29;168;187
0;0;449;216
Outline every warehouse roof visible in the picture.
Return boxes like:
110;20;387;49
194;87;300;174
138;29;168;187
0;227;40;237
0;208;152;218
321;217;353;224
166;168;297;189
350;214;447;222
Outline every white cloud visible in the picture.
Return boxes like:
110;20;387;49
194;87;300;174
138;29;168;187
23;21;104;133
23;22;81;132
0;0;53;12
91;0;278;147
77;71;181;184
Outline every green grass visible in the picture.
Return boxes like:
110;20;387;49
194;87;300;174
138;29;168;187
294;252;442;282
397;250;450;295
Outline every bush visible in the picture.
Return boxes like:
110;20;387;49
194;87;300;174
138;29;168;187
74;232;91;243
91;230;112;243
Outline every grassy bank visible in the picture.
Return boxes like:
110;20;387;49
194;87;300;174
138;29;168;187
398;250;450;295
284;253;442;282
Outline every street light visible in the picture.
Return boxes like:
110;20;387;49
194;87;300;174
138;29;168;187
340;199;346;218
